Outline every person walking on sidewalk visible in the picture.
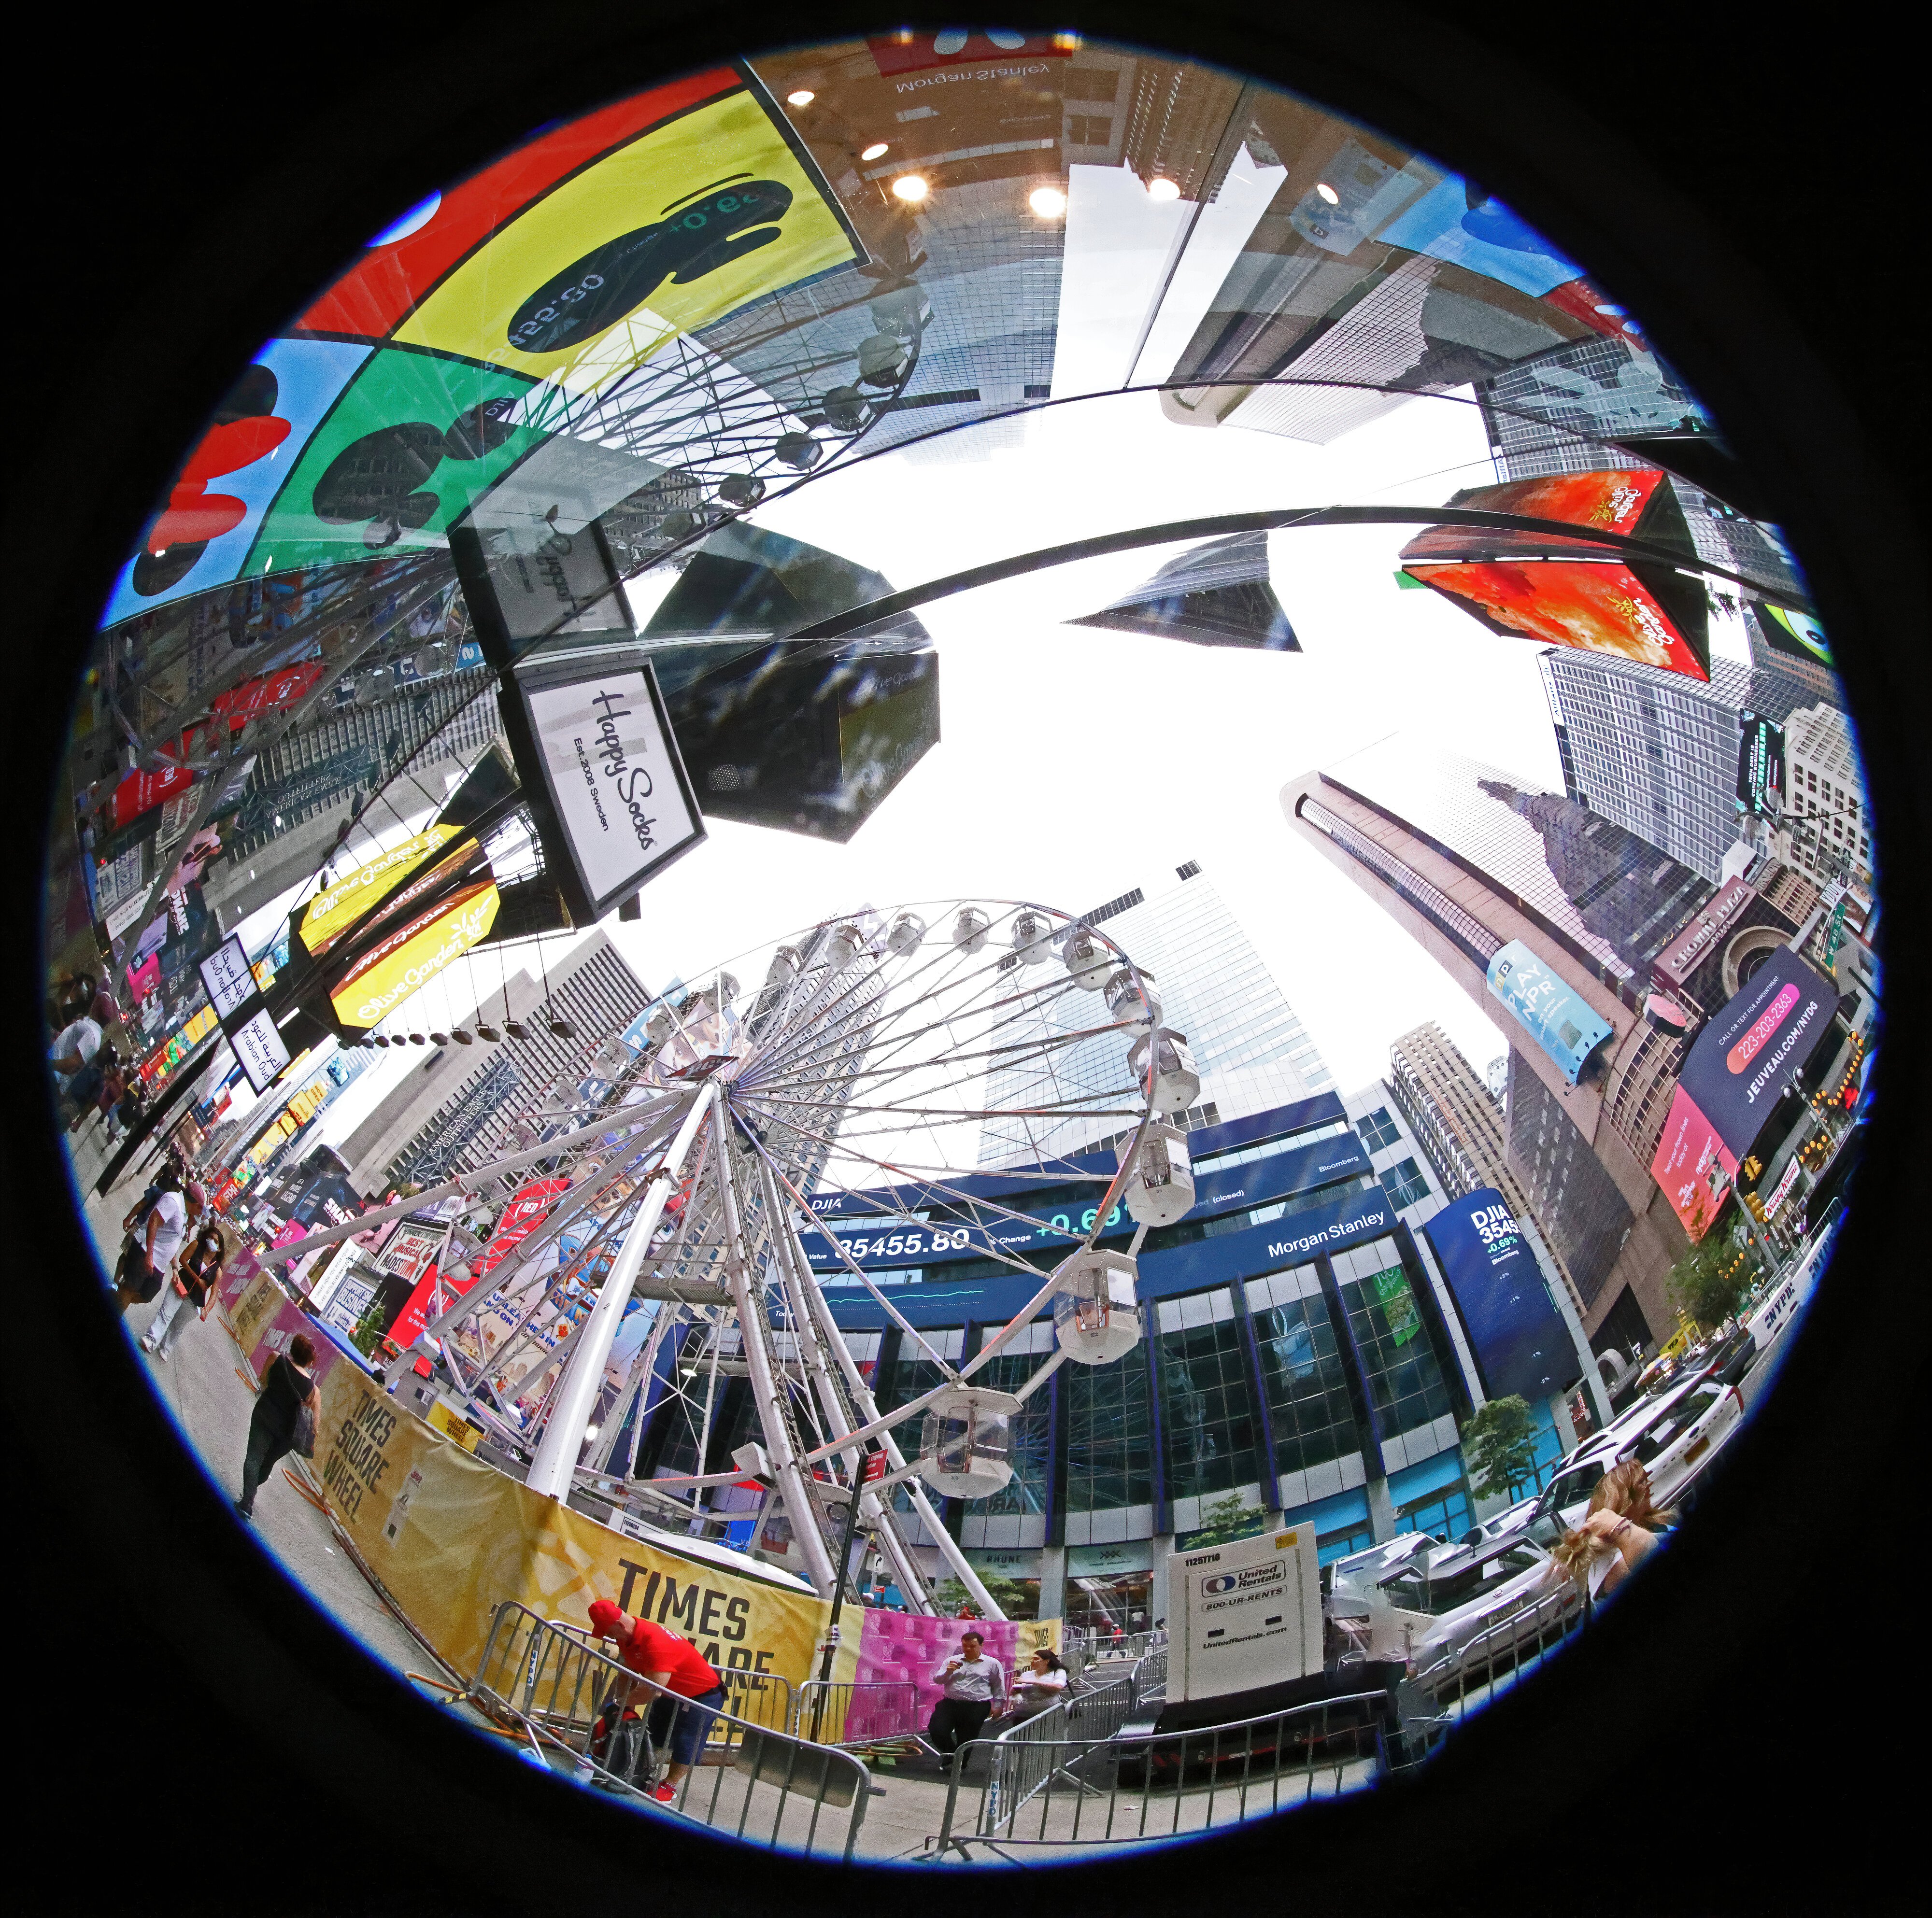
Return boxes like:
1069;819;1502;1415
142;1221;226;1361
114;1166;186;1315
235;1334;318;1521
585;1599;727;1802
928;1629;1007;1755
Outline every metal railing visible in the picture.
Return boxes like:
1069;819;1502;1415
793;1680;933;1755
469;1602;871;1861
1064;1626;1167;1664
935;1690;1388;1857
1404;1579;1588;1763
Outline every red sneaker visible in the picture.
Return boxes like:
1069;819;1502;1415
652;1783;677;1803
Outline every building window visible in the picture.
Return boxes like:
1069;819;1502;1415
966;1343;1053;1519
1394;1479;1473;1542
1337;1256;1454;1436
1155;1298;1260;1502
1357;1106;1401;1154
1063;1339;1152;1512
1251;1290;1357;1478
1383;1157;1432;1210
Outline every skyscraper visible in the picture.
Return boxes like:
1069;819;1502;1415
1385;1019;1585;1297
977;862;1332;1167
340;929;655;1193
1283;741;1715;1347
1538;645;1819;888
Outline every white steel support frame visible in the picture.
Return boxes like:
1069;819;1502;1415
525;1089;710;1500
708;1084;841;1597
759;1158;935;1615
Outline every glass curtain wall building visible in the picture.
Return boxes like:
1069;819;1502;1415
617;1090;1594;1620
977;861;1332;1167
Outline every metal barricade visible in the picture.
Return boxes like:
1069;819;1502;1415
1402;1580;1587;1765
936;1690;1389;1857
469;1602;871;1862
793;1680;931;1754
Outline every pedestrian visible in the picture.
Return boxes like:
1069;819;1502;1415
114;1166;186;1316
584;1599;728;1803
998;1648;1069;1725
927;1629;1007;1755
235;1333;319;1521
50;1008;106;1122
142;1219;226;1361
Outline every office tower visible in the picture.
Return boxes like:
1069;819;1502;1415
1284;739;1719;1347
977;862;1332;1167
206;659;504;933
1539;644;1821;887
1385;1020;1583;1305
1066;533;1299;651
1783;702;1874;893
339;930;653;1193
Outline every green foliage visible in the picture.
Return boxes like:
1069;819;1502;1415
933;1573;1036;1620
1460;1395;1541;1502
1668;1230;1758;1331
1177;1492;1267;1549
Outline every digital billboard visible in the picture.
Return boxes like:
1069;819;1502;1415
1422;1190;1572;1399
1485;940;1615;1085
1754;601;1833;672
1736;712;1786;817
297;824;466;959
1399;469;1711;679
1678;945;1840;1163
326;880;501;1033
1649;1085;1733;1242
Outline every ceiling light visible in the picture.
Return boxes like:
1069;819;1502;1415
1316;181;1340;204
787;89;814;106
891;174;929;203
1029;185;1067;218
861;141;889;160
1147;176;1180;203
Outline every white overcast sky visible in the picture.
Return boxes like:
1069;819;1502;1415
306;162;1747;1155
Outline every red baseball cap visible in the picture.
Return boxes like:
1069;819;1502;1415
586;1599;625;1637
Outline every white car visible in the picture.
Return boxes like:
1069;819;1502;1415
1327;1533;1565;1679
1529;1367;1744;1535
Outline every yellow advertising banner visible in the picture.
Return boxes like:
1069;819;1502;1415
225;1272;285;1378
329;880;500;1031
298;824;463;958
313;1365;832;1689
395;86;861;398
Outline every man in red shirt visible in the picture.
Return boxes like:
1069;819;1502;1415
586;1599;727;1801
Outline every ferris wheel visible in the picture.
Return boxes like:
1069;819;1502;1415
396;898;1204;1620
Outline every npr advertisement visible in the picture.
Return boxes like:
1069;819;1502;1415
1422;1189;1571;1399
1650;947;1839;1239
1485;940;1614;1086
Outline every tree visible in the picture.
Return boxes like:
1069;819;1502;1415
1667;1230;1759;1331
932;1573;1035;1619
1460;1396;1541;1502
1183;1491;1266;1548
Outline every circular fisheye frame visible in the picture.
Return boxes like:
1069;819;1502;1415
50;29;1875;1866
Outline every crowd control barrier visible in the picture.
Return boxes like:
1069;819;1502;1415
934;1690;1388;1857
472;1602;874;1862
1404;1578;1589;1763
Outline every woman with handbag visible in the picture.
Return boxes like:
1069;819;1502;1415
141;1222;225;1361
235;1333;319;1522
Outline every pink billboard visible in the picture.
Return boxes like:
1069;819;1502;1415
1650;1085;1735;1243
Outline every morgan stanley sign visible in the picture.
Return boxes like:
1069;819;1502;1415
503;650;705;921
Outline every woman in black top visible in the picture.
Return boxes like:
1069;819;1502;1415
141;1222;224;1361
236;1333;319;1521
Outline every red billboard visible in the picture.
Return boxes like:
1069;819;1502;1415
473;1177;572;1281
209;661;327;731
113;761;195;830
1404;558;1708;678
1650;1085;1734;1242
1400;467;1711;679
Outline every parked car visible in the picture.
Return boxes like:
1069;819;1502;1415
1528;1367;1744;1537
1327;1533;1564;1676
1457;1495;1540;1550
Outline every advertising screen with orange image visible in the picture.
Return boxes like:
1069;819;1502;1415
1406;558;1710;679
